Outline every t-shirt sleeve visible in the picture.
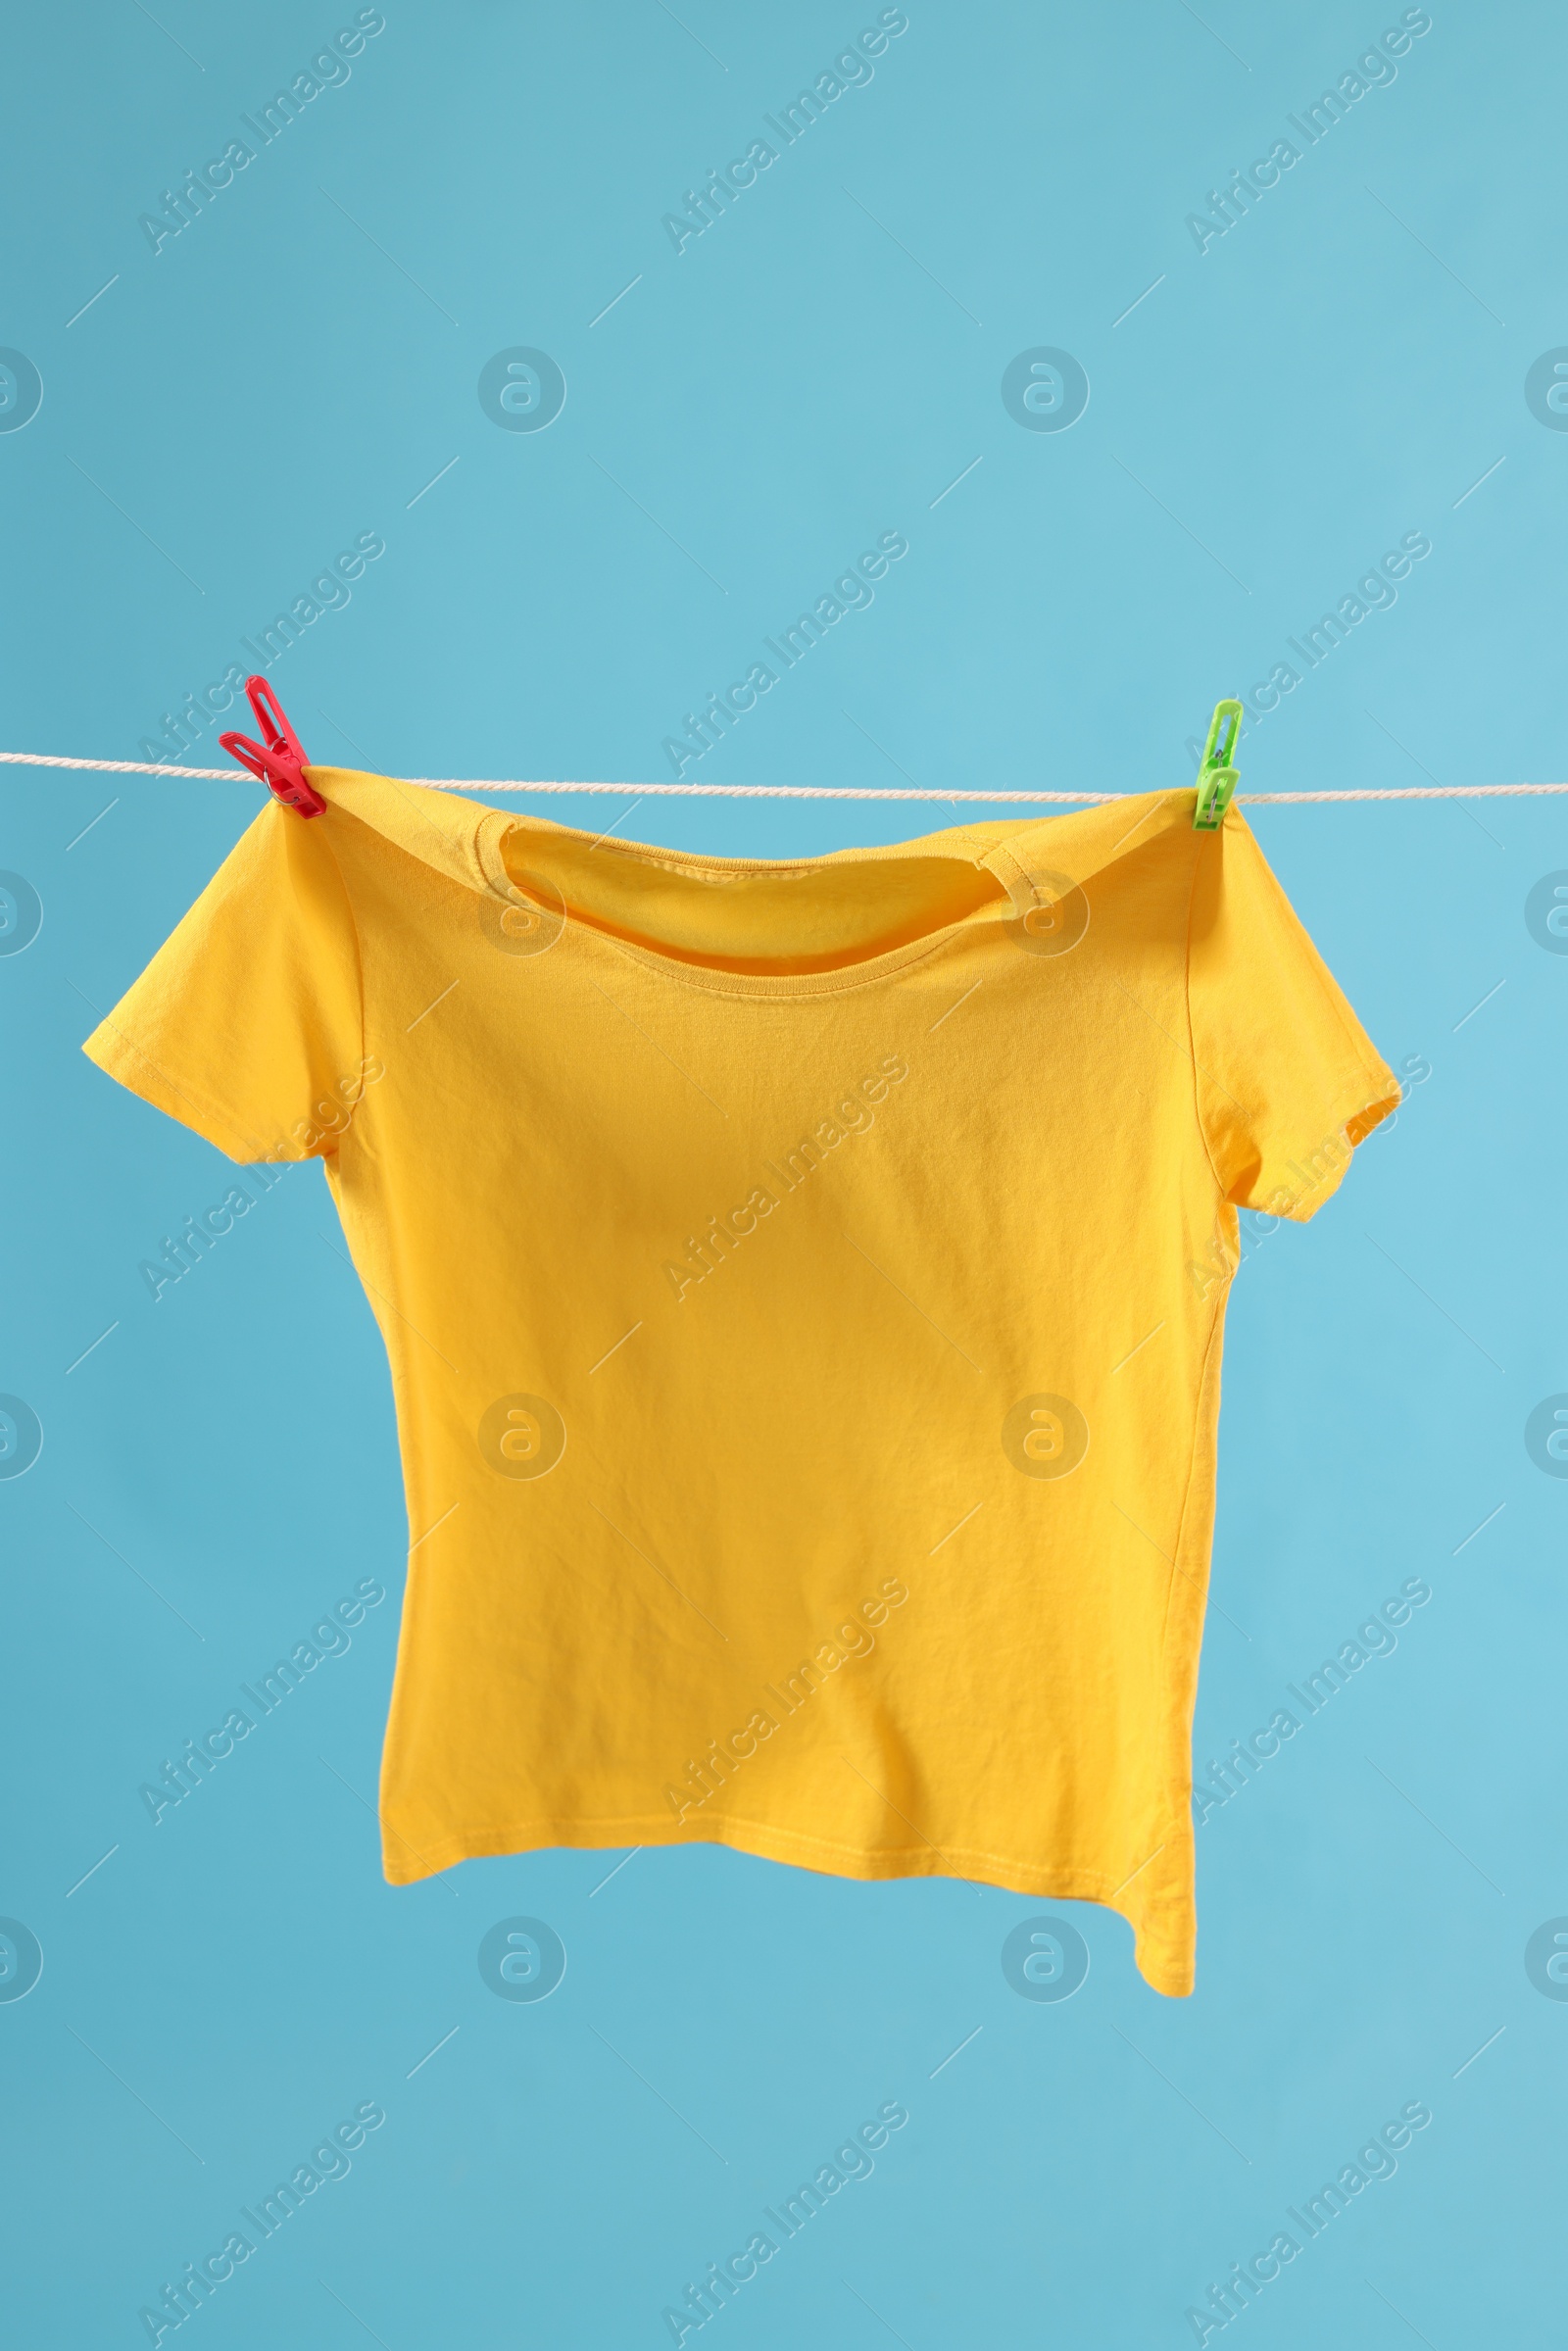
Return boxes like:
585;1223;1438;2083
82;802;366;1166
1187;809;1399;1222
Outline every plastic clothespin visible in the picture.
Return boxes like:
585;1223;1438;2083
1193;699;1243;830
220;676;325;818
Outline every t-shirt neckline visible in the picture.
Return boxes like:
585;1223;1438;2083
471;802;1116;999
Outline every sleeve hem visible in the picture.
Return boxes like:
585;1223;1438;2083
1264;1063;1401;1224
81;1016;297;1168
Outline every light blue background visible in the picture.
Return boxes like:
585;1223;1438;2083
2;4;1563;2344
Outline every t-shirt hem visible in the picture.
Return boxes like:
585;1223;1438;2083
381;1810;1196;1997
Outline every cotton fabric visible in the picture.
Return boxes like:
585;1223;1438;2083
84;770;1396;1993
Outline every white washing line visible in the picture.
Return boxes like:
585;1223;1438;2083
1;749;1566;807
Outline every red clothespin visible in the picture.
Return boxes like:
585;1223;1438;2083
220;676;325;817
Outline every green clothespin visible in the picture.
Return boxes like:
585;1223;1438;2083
1193;699;1243;829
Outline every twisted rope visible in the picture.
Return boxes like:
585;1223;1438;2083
3;749;1566;806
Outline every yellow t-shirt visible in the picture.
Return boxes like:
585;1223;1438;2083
83;770;1397;1994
